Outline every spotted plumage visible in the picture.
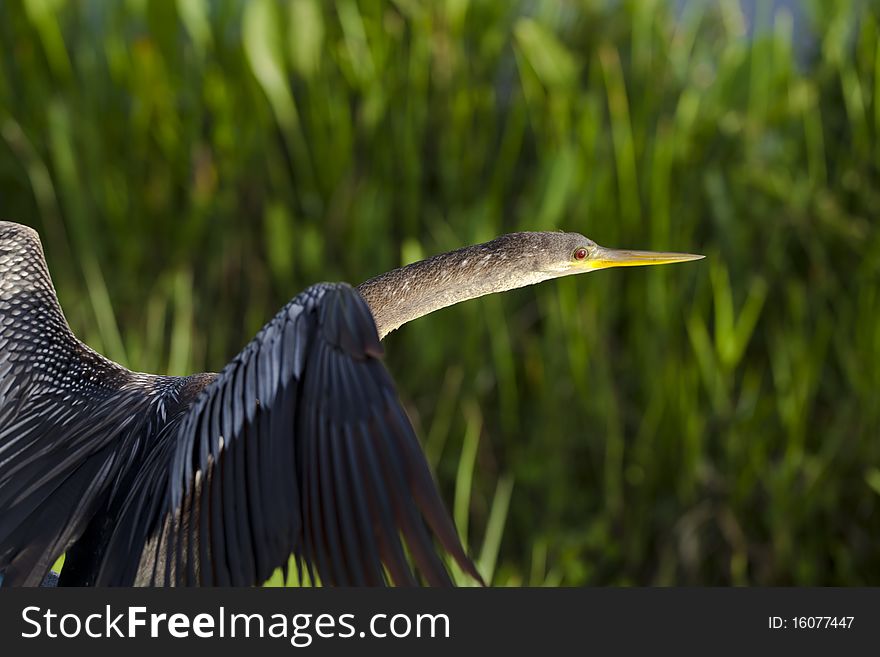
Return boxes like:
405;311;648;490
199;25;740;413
0;220;702;587
0;221;478;586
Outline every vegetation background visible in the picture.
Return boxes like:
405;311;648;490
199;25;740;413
1;0;878;585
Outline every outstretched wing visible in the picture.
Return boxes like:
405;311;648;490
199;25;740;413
0;221;157;586
110;282;480;586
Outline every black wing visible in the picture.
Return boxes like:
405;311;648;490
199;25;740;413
0;221;157;586
101;283;480;586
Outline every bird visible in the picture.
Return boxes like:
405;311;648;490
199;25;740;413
0;220;703;587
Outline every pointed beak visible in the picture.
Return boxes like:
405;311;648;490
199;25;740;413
583;245;705;271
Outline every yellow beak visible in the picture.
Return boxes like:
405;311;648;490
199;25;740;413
584;245;705;271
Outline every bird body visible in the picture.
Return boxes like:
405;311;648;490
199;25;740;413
0;221;701;586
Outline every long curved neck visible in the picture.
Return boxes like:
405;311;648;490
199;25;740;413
357;235;556;339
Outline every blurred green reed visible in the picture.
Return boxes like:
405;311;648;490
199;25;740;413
1;0;879;586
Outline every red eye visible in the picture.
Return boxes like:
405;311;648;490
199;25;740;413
574;248;588;260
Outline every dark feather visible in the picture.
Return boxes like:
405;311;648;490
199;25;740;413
0;221;479;587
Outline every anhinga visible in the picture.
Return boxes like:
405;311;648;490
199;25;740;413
0;221;702;586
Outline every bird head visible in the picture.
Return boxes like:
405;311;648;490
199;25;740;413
523;231;704;277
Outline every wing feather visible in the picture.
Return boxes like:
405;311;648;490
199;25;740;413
153;283;478;586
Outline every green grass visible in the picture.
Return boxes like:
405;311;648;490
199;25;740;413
1;0;879;585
